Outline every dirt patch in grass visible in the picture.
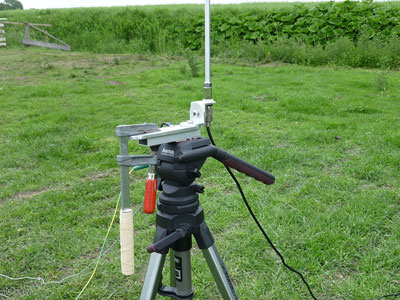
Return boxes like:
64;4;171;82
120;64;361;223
0;186;59;206
253;93;278;102
260;62;285;68
12;187;53;200
359;183;395;191
324;163;342;176
106;80;124;85
83;170;118;181
346;146;361;155
1;171;117;205
0;75;33;85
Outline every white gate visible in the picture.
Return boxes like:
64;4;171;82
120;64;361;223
0;18;6;47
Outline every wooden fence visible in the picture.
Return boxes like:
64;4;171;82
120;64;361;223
0;18;6;47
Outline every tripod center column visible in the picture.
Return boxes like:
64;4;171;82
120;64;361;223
174;249;194;298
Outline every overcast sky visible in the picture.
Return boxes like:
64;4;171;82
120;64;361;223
20;0;325;10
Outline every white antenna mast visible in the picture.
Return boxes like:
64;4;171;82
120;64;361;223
204;0;212;100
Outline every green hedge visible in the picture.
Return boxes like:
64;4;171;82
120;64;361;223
2;1;400;68
186;0;400;48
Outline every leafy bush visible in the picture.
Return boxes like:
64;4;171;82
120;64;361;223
185;0;400;48
2;1;400;69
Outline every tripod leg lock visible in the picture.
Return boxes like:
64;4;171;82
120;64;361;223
147;224;190;253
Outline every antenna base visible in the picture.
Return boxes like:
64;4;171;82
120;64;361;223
203;82;212;100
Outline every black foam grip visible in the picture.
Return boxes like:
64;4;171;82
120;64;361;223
146;244;156;253
213;147;275;185
223;158;275;185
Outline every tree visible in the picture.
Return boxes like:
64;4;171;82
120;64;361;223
0;0;23;10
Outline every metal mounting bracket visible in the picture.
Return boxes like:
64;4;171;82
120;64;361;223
117;155;157;167
115;123;159;137
130;122;201;147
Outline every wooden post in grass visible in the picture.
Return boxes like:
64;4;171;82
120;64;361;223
0;18;6;47
24;22;30;40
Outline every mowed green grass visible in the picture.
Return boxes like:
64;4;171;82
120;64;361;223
0;48;399;300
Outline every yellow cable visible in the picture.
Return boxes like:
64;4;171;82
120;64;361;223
75;193;121;300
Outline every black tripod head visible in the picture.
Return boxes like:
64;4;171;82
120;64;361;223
147;136;276;253
156;137;275;187
156;138;210;187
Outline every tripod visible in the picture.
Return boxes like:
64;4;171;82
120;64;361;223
140;138;240;300
138;136;275;299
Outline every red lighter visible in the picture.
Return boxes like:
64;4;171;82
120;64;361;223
143;168;157;214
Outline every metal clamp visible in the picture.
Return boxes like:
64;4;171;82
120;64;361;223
117;155;157;167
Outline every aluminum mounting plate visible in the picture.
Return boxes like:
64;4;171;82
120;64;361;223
130;122;201;146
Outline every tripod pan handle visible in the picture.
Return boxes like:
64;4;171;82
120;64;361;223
176;144;275;186
212;147;275;185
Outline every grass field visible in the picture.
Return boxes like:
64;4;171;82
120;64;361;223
0;47;399;300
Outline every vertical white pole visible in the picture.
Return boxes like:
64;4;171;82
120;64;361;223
205;0;211;84
204;0;212;99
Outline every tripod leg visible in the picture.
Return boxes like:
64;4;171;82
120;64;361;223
195;221;239;299
140;253;166;300
202;245;239;300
